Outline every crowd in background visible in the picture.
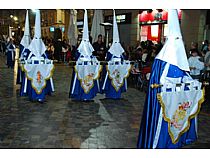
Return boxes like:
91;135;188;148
1;33;210;82
187;40;210;81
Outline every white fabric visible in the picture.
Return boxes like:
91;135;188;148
77;9;94;56
156;9;190;72
91;10;105;43
71;74;77;94
34;9;41;39
125;78;127;90
159;82;203;143
204;51;210;70
153;108;163;149
24;61;54;94
50;77;55;92
102;72;108;90
108;10;124;57
77;40;94;56
20;10;31;49
24;76;27;93
28;9;46;58
75;61;101;93
68;9;78;46
188;56;204;76
142;53;147;62
107;60;131;91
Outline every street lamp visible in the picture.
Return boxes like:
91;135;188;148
13;16;18;21
10;15;13;18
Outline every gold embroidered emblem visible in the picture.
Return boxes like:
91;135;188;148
36;71;42;84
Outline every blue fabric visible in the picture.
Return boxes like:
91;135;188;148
137;59;197;148
20;73;28;96
102;52;127;99
69;51;100;100
6;44;15;68
17;44;31;84
69;70;100;100
27;79;52;101
19;47;54;102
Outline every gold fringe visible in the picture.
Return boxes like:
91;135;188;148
157;88;205;144
74;64;103;94
22;64;55;94
106;64;132;92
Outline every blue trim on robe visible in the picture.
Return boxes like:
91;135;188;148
69;51;100;100
17;44;31;84
102;52;127;99
137;59;197;148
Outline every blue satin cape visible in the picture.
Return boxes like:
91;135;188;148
69;52;100;100
137;59;197;148
102;52;127;99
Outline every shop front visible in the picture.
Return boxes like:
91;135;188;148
139;9;182;43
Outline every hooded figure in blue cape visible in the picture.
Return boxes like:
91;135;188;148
137;9;204;149
17;10;31;87
6;38;16;68
22;9;55;102
102;10;131;99
69;9;102;101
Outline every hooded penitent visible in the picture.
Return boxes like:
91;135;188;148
22;9;54;102
69;9;102;101
102;9;131;99
137;9;204;149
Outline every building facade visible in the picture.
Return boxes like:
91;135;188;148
0;9;209;51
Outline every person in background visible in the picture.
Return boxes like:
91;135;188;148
201;40;209;52
92;34;106;61
66;44;72;64
189;42;199;57
53;38;62;63
135;40;141;50
204;43;210;71
46;42;54;60
6;38;16;68
188;48;204;80
123;45;132;60
61;39;68;62
203;43;210;104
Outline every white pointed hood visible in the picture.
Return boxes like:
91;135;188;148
156;9;190;71
77;9;94;57
68;9;78;46
28;9;46;58
108;10;124;57
20;10;31;48
90;9;105;43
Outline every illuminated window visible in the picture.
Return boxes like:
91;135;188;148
151;25;159;37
